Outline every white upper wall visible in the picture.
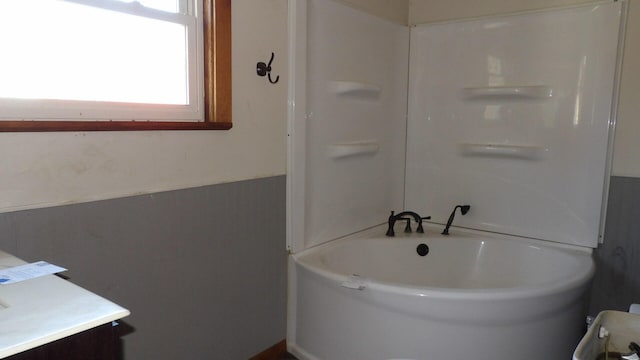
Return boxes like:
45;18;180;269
409;0;640;178
1;0;636;213
612;1;640;178
335;0;409;24
0;0;289;213
0;0;406;214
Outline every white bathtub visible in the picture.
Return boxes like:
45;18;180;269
287;225;594;360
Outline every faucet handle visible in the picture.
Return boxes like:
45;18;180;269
416;216;431;233
386;211;396;237
402;218;412;233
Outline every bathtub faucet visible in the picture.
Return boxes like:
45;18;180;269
442;205;471;235
386;211;430;237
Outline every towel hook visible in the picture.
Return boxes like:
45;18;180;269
256;52;280;84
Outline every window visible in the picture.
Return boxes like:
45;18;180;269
0;0;231;131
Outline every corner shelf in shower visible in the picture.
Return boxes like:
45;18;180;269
328;141;380;159
329;81;381;97
458;143;546;160
461;85;553;99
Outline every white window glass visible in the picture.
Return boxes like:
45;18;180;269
0;0;203;122
114;0;182;14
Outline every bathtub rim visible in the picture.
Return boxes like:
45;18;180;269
291;223;595;302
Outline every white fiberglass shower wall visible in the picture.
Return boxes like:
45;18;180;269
288;0;624;262
287;0;409;254
405;3;624;248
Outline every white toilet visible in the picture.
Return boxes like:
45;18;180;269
573;307;640;360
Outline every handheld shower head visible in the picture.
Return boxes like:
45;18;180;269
442;204;471;235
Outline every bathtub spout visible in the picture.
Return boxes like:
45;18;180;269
386;211;430;237
442;205;471;235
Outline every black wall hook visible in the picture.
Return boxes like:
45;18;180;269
256;52;280;84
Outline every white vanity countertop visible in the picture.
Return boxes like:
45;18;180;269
0;250;130;358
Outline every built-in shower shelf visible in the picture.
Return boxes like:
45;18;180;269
330;81;381;97
328;141;380;159
462;85;553;99
458;143;546;159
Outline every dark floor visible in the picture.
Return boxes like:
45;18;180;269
278;353;298;359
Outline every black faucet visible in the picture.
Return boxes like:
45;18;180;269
441;205;471;235
386;211;431;237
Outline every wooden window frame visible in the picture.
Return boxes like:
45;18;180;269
0;0;232;132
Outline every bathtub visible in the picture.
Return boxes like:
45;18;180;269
287;224;595;360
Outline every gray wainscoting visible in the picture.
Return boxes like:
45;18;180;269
0;174;637;358
0;176;287;360
591;176;640;314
